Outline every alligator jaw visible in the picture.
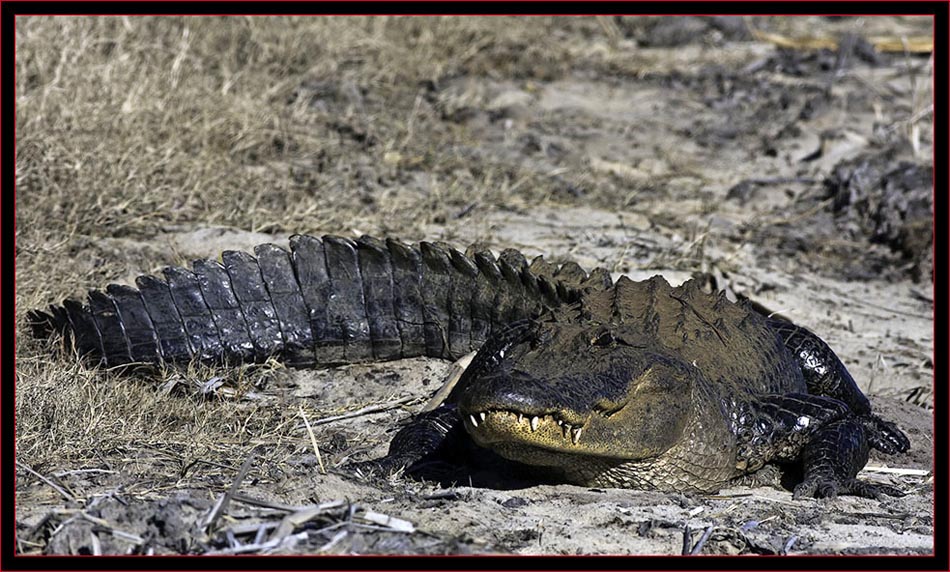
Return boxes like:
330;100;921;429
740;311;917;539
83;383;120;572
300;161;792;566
457;356;695;467
463;408;593;455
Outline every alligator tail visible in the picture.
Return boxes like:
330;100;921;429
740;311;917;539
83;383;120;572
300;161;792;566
28;235;610;368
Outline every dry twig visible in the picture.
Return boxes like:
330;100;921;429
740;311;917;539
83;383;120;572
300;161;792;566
298;406;327;474
16;461;76;503
203;446;261;532
297;395;418;428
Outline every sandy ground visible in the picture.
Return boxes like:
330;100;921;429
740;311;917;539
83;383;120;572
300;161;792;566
15;16;933;556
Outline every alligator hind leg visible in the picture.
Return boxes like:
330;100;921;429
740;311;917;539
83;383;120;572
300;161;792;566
794;419;904;499
739;393;904;499
768;318;910;455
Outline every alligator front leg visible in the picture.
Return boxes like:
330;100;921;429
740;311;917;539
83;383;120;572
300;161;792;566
346;404;468;478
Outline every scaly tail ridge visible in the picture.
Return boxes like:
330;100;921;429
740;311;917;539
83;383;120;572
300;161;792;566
29;235;611;367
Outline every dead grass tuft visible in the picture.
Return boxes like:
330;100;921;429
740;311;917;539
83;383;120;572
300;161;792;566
15;351;299;478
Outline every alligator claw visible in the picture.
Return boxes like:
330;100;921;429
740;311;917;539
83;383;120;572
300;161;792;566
736;463;784;489
793;476;835;500
344;456;406;479
794;476;905;500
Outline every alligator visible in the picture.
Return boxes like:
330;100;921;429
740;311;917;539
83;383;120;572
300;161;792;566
28;234;910;499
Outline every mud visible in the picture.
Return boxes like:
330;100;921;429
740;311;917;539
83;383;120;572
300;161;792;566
824;149;934;281
16;16;933;556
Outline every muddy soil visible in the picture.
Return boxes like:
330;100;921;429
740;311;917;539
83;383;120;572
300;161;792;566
16;16;933;556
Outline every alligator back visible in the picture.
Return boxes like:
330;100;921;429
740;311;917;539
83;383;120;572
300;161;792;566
574;275;807;395
29;235;606;368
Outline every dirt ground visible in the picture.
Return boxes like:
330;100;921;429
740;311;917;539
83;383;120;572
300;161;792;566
15;16;934;556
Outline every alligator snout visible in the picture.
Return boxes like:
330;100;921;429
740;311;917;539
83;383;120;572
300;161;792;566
454;338;698;470
458;368;593;425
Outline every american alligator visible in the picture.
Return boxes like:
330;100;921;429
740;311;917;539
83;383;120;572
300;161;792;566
29;234;910;498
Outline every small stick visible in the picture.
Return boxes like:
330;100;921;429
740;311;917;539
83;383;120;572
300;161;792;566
318;530;348;553
860;466;930;476
690;525;715;555
253;523;270;545
224;520;278;536
681;525;692;555
16;461;76;503
300;395;417;427
740;520;759;532
203;446;260;531
47;489;122;540
422;351;476;412
78;512;145;545
843;511;911;521
266;501;349;545
298;406;327;475
782;535;799;555
360;510;415;533
204;532;309;556
229;492;314;513
52;469;117;478
748;28;933;53
423;490;460;501
741;177;819;186
107;527;145;545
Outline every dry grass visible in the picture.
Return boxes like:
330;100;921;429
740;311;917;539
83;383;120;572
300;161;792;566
16;346;296;479
16;15;633;504
16;16;591;241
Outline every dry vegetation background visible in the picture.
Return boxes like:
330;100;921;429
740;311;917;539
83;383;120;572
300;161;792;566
17;16;588;473
15;16;934;555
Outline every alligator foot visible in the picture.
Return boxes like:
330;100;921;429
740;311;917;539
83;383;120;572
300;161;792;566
342;404;466;482
344;451;472;486
793;475;905;500
736;463;785;489
794;418;906;499
343;456;409;480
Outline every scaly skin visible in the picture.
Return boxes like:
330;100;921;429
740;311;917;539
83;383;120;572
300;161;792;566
29;235;910;498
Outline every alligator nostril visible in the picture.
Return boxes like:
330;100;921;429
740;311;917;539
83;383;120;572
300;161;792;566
590;331;614;347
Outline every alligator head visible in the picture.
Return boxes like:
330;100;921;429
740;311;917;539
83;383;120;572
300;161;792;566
454;319;699;478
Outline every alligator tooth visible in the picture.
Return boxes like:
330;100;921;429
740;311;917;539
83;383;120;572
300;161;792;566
470;414;479;428
571;427;582;444
479;412;486;422
530;416;539;431
517;413;523;423
557;420;563;426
